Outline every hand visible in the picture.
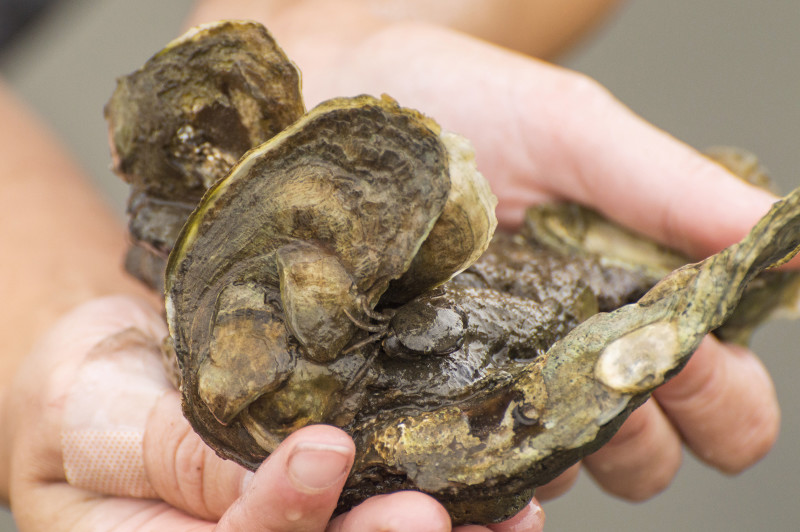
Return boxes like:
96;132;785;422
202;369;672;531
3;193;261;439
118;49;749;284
3;296;544;531
187;0;784;502
326;21;781;502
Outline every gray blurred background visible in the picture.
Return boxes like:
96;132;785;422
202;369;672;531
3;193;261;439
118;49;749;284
1;0;798;530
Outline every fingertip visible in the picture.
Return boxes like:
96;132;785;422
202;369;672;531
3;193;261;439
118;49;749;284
277;424;356;493
281;424;356;457
220;425;354;531
234;426;356;500
532;463;580;501
488;497;545;532
703;346;780;474
583;400;682;501
285;438;354;495
329;491;451;532
654;337;780;473
707;346;780;473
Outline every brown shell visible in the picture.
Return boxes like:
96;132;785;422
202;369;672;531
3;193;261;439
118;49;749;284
105;20;305;290
166;94;453;465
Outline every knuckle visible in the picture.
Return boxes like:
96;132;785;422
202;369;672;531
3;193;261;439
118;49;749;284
171;428;218;519
549;67;611;106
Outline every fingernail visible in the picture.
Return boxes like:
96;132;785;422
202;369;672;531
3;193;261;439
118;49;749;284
287;442;352;493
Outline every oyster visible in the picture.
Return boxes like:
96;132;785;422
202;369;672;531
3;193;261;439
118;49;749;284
107;20;800;525
105;20;304;291
166;94;474;427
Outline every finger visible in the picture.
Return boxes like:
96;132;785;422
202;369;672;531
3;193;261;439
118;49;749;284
488;498;545;532
327;491;451;532
582;399;682;500
523;78;780;260
217;424;354;532
62;329;178;501
653;335;779;473
51;304;247;521
304;21;782;258
532;463;579;501
143;391;252;520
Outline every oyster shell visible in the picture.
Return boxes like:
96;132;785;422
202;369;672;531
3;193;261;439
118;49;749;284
105;20;304;291
107;20;800;525
167;94;460;429
383;131;498;302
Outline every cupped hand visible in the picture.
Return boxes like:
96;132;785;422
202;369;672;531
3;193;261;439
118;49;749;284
189;0;782;502
3;296;543;531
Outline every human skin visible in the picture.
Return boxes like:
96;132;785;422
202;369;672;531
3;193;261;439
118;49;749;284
0;0;785;529
0;80;159;504
0;0;618;507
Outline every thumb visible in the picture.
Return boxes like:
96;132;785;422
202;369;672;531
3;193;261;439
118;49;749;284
216;424;355;531
145;393;356;530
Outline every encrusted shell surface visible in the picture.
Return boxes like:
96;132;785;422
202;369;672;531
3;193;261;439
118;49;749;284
105;20;304;290
107;20;800;525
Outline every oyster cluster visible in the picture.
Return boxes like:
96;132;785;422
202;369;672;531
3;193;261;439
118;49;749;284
106;21;800;524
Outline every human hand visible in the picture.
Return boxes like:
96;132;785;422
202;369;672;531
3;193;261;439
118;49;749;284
322;22;782;503
184;0;784;503
2;296;544;531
